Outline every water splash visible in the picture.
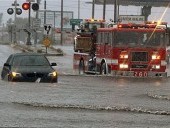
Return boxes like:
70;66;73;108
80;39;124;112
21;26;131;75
12;101;170;115
35;78;41;83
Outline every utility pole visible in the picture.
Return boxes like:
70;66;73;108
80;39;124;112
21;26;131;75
114;0;118;23
22;0;39;45
78;0;80;19
44;0;46;24
26;1;31;45
61;0;63;45
103;0;106;20
12;0;19;44
92;0;95;19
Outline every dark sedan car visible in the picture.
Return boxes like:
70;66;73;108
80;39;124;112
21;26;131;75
1;53;58;83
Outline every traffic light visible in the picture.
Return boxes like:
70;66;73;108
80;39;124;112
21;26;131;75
16;8;22;15
7;8;14;15
22;2;30;10
32;3;39;11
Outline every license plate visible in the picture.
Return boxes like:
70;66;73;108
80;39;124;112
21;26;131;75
134;71;148;77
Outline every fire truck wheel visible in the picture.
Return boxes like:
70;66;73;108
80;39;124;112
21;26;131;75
101;63;107;75
79;59;85;75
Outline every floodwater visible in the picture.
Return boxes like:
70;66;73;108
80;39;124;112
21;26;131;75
0;44;170;127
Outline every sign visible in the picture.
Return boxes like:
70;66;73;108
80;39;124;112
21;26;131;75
43;37;51;47
44;24;52;35
32;18;41;29
38;10;73;28
70;19;83;25
118;15;145;24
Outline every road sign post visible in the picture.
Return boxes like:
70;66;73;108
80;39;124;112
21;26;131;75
43;37;51;53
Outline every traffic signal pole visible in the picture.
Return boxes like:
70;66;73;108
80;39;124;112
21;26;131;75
12;0;19;44
61;0;63;45
44;0;46;24
92;0;95;19
14;0;17;44
26;2;31;45
34;0;40;45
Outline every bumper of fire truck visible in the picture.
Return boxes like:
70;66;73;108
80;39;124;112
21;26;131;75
111;70;167;77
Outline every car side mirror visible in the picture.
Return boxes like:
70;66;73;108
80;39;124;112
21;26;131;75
51;63;57;66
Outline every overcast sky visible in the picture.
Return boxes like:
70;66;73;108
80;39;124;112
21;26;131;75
1;0;170;24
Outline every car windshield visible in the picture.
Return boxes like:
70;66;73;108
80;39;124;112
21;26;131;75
12;55;50;66
115;31;166;47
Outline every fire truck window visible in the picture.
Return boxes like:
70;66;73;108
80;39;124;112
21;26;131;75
158;34;164;45
115;32;138;46
89;23;100;32
143;33;147;43
92;25;97;32
84;23;89;32
143;33;165;47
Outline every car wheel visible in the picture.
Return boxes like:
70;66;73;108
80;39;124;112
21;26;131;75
8;75;13;82
52;78;58;83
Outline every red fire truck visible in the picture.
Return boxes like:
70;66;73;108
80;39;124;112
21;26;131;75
74;21;170;77
73;19;105;74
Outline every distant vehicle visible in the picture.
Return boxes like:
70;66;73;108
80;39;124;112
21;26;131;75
1;53;58;83
73;19;106;74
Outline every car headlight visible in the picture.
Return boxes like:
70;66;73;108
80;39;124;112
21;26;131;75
11;72;21;77
48;71;57;77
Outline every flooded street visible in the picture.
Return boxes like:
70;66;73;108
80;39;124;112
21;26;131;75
0;45;170;127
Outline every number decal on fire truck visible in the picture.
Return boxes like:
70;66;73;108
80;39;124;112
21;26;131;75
134;71;148;77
